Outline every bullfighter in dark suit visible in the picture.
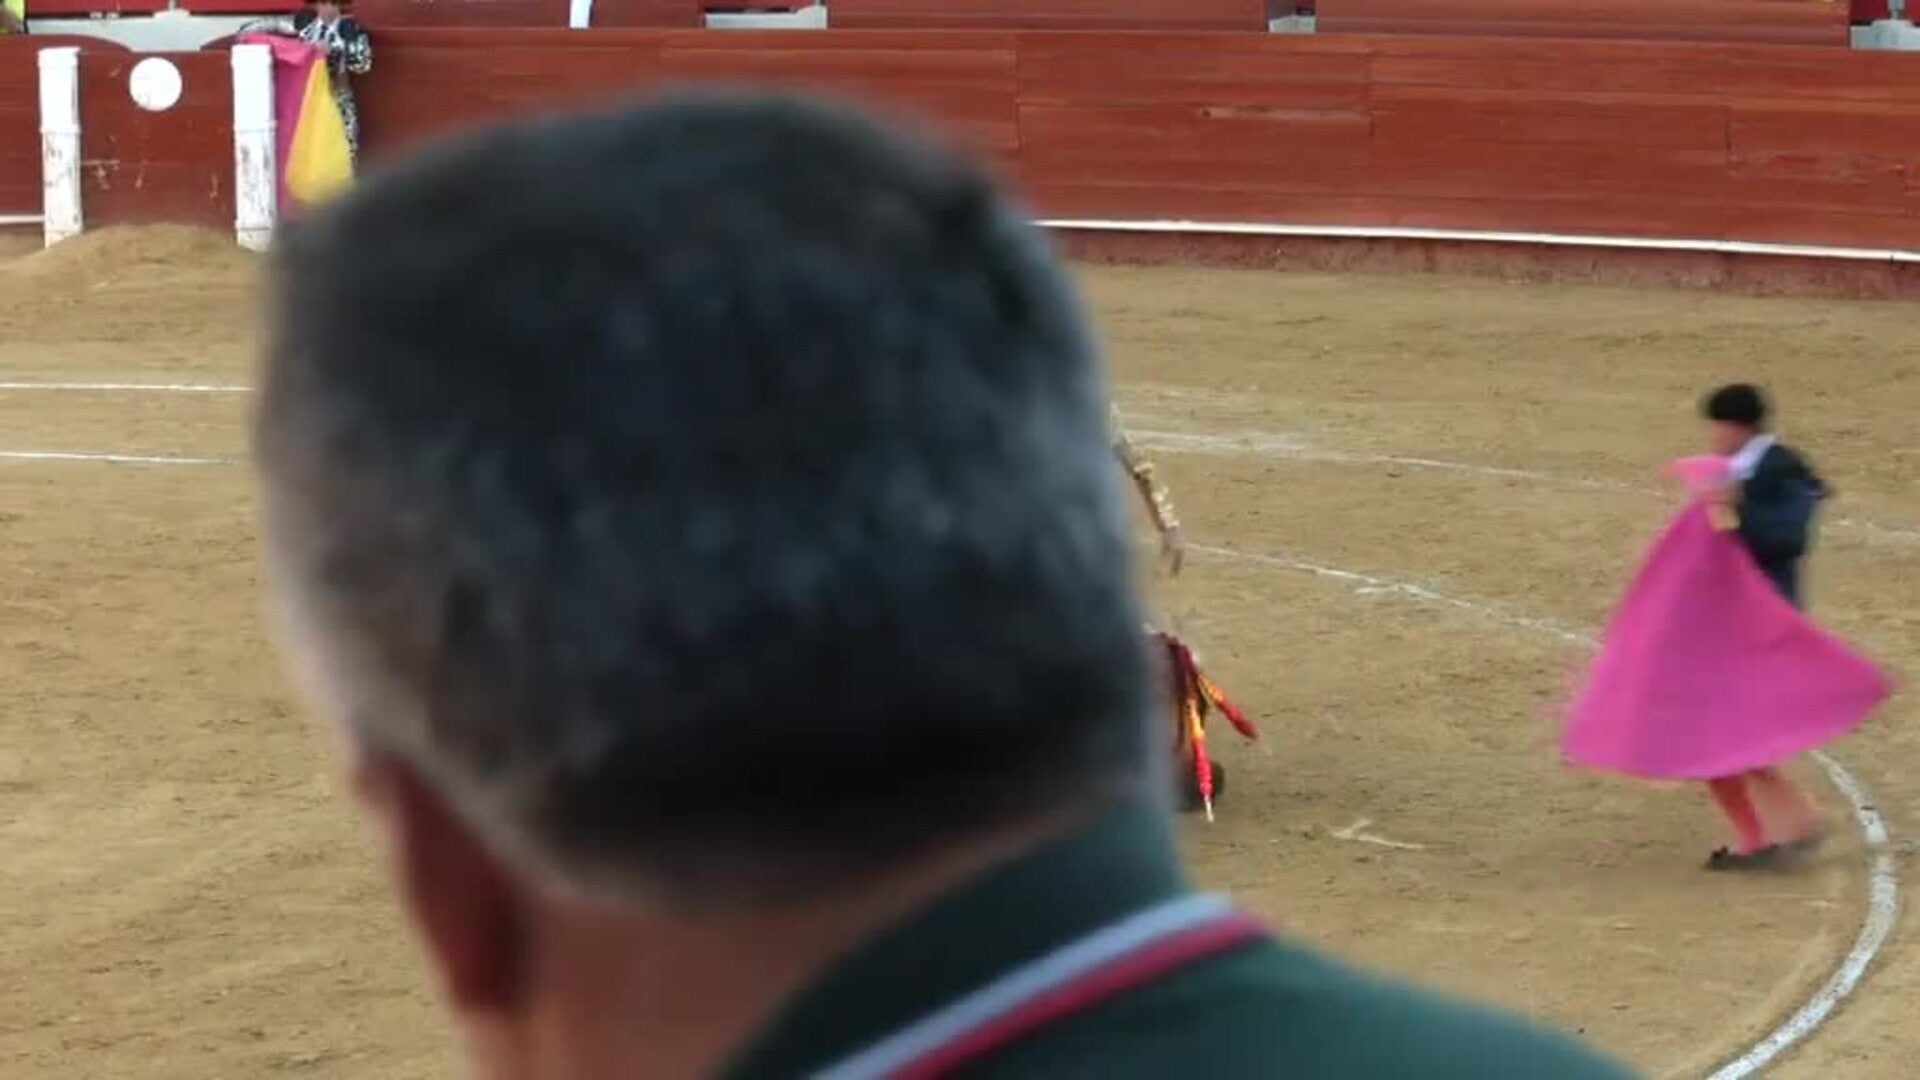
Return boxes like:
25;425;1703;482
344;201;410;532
1700;382;1833;869
1705;383;1830;608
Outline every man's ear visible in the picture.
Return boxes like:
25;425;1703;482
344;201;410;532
354;755;529;1016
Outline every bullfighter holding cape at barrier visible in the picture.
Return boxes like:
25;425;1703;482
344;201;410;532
1563;384;1891;870
240;0;372;213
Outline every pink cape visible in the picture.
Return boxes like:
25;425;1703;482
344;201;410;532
240;34;329;214
1562;456;1891;780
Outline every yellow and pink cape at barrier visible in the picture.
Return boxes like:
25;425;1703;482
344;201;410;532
1563;455;1891;781
242;34;354;212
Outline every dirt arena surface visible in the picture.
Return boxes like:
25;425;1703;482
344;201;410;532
1;228;1915;1079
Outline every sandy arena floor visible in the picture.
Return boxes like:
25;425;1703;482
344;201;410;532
1;227;1916;1079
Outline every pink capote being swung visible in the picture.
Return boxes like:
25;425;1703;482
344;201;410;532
1562;456;1891;781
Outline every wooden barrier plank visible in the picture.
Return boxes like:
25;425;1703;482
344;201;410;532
1316;0;1846;46
177;0;302;12
829;0;1269;31
1017;38;1372;110
18;29;1916;257
661;43;1018;82
363;38;1020;157
660;38;1019;152
1373;85;1729;149
1372;194;1740;239
0;40;39;216
1371;137;1731;203
664;29;1021;51
1023;157;1374;196
1321;0;1843;28
77;51;232;227
1722;163;1912;222
1020;103;1371;166
1722;205;1920;249
1731;102;1920;160
351;0;566;26
363;27;685;46
1031;182;1743;240
358;43;673;155
1328;19;1841;45
592;0;703;26
350;0;707;27
26;0;168;13
1028;181;1385;224
1370;38;1738;95
1023;154;1373;193
1714;50;1920;104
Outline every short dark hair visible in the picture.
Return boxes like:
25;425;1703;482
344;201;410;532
255;92;1153;905
1702;383;1769;428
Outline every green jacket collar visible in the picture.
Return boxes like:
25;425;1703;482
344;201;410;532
722;800;1188;1079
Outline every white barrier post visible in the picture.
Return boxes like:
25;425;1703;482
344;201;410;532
37;47;83;248
231;43;277;252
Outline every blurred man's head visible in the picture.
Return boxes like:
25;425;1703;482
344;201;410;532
1702;382;1769;456
254;92;1154;1076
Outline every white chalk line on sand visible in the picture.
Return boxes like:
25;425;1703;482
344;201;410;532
1195;538;1898;1079
3;385;1914;549
1138;427;1920;549
0;376;1897;1073
0;381;250;394
0;382;246;466
0;450;234;465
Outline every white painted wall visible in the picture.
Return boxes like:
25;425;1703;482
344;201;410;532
37;46;83;246
1853;18;1920;50
29;11;256;52
707;5;826;29
33;5;835;42
230;42;276;251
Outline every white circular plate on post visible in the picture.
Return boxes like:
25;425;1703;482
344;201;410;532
129;57;184;113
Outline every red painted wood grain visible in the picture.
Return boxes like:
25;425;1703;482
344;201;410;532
829;0;1271;31
78;51;234;228
594;0;702;26
325;31;1920;252
351;0;569;27
27;0;168;15
2;37;131;217
179;0;305;13
0;42;39;216
1316;0;1848;47
9;30;1919;263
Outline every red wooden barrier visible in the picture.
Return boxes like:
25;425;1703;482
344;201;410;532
595;0;703;27
828;0;1271;31
8;31;1920;260
348;0;697;25
77;51;235;227
24;0;168;13
355;31;1920;252
1;36;132;219
350;0;569;26
0;41;39;217
1315;0;1849;47
178;0;304;13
